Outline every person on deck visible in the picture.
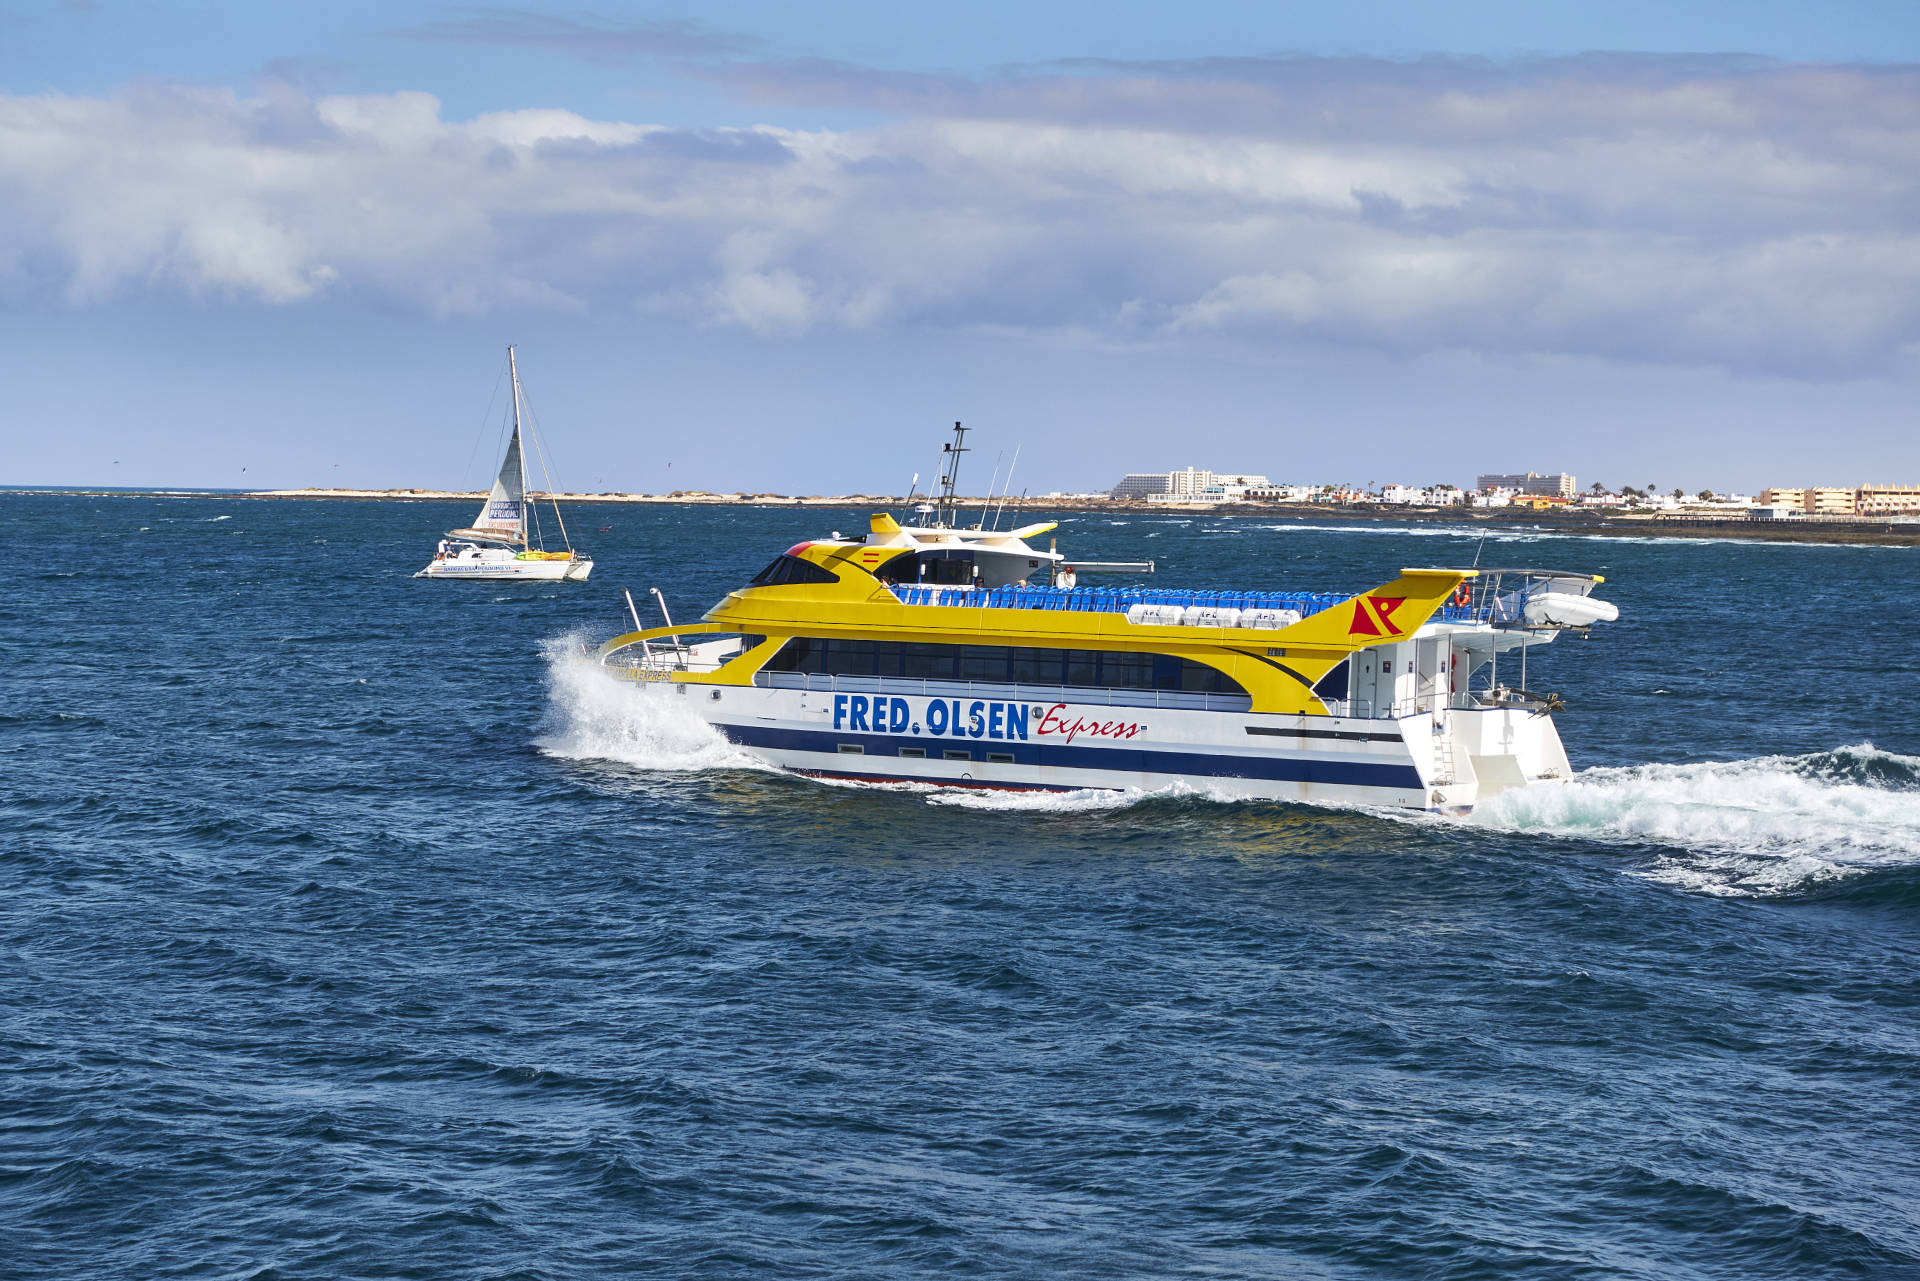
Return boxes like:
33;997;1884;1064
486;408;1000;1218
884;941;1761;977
1057;565;1078;589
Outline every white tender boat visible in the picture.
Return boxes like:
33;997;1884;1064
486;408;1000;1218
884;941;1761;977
416;347;592;582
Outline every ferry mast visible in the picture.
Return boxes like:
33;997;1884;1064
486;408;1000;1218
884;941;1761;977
935;422;968;528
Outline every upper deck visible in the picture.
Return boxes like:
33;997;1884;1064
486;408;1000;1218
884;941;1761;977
890;582;1483;625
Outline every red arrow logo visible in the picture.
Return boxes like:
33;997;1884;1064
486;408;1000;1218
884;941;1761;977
1349;596;1406;637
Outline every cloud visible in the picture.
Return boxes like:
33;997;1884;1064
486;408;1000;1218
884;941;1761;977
0;56;1917;375
391;8;760;62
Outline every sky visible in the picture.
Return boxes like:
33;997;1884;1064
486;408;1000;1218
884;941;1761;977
3;1;1919;494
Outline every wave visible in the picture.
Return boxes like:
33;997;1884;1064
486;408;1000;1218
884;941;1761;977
533;636;765;773
1471;745;1920;896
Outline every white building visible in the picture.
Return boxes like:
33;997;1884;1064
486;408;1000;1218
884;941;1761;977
1110;473;1172;499
1477;471;1577;498
1243;483;1316;503
1113;468;1270;502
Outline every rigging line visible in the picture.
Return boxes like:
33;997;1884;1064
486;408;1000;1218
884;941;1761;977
518;374;575;553
977;450;1003;528
991;446;1021;530
459;367;509;497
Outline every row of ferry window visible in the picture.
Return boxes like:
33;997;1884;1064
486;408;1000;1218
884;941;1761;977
760;637;1248;695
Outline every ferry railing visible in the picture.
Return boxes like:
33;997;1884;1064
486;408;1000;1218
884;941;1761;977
893;582;1488;627
605;637;739;675
889;584;1358;617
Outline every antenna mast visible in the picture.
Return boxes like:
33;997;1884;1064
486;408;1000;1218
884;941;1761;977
936;421;968;528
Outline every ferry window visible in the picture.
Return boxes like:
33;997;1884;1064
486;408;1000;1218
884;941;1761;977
1103;653;1153;690
749;555;840;587
763;636;819;672
944;749;972;760
924;553;975;586
1011;650;1061;685
987;753;1015;764
1313;660;1351;703
960;645;1007;681
760;637;1246;696
899;747;926;758
825;639;876;675
903;644;954;679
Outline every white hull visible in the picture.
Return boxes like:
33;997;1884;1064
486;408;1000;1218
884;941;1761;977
417;555;592;581
627;678;1570;813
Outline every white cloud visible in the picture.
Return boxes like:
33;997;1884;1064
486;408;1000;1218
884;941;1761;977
1;57;1917;375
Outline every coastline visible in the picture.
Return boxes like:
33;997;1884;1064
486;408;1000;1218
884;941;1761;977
13;485;1919;545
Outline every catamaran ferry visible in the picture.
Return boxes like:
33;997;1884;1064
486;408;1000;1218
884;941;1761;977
598;434;1617;813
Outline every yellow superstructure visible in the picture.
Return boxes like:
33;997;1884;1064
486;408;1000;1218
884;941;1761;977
599;527;1477;717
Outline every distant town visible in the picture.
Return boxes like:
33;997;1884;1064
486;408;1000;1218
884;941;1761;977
1090;468;1920;520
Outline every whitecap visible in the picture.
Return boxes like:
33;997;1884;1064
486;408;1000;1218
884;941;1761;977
1470;744;1920;896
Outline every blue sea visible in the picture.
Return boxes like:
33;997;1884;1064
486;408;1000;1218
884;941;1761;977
4;494;1918;1280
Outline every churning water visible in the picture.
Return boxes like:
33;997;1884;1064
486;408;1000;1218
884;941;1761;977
3;494;1918;1279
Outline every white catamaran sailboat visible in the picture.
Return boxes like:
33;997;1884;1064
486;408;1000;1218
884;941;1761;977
416;347;593;582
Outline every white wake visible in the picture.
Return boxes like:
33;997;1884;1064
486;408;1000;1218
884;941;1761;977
1471;745;1920;895
534;636;764;773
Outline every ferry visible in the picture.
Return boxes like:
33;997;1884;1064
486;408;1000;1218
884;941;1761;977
598;434;1617;813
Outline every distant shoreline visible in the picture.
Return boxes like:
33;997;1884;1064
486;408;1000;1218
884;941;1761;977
11;485;1919;545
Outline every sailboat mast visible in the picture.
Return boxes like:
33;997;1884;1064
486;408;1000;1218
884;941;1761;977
507;345;528;550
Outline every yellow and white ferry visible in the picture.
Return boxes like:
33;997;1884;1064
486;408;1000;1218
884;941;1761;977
598;434;1617;813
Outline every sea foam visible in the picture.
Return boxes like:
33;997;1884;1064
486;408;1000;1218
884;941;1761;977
535;635;764;773
1471;744;1920;895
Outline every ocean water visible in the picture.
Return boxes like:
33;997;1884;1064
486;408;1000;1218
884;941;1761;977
3;494;1918;1280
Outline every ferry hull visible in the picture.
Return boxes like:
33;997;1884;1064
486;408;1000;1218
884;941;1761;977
639;680;1568;814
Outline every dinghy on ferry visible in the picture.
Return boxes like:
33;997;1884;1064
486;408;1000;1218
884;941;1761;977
596;428;1617;813
416;347;592;582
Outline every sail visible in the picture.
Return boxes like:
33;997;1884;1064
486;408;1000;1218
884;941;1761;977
465;426;525;542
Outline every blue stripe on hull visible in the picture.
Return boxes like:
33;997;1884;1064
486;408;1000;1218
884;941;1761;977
714;723;1424;791
793;768;1083;792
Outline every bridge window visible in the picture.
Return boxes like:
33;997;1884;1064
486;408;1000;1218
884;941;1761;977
749;555;840;587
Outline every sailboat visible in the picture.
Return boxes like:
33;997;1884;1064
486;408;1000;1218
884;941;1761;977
415;347;593;582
